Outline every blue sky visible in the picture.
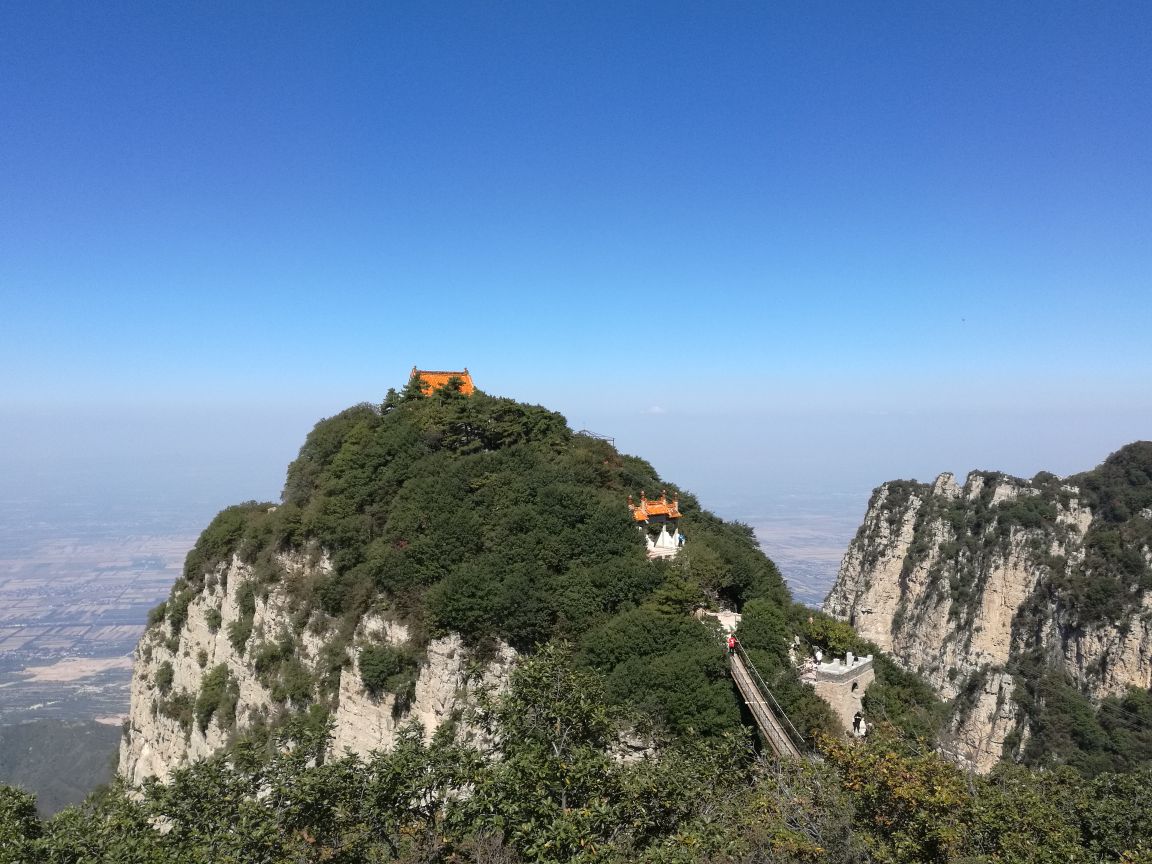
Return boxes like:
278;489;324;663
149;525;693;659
2;2;1150;522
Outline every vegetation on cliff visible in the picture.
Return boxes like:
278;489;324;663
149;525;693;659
1009;658;1152;775
4;648;1150;864
10;385;1144;859
995;444;1152;773
1060;441;1152;624
856;443;1152;632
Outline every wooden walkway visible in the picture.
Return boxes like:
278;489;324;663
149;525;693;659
728;647;803;759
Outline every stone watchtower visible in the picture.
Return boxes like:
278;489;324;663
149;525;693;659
628;491;685;559
805;651;876;734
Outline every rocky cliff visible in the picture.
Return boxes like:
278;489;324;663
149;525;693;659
120;550;515;784
825;443;1152;772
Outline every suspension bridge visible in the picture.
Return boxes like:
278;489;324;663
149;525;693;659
728;642;805;759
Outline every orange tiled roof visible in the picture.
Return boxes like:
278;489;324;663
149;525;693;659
411;367;476;396
628;491;682;522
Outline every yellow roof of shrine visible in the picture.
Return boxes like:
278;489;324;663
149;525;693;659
628;491;682;522
411;367;476;396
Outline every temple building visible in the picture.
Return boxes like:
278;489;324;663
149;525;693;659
410;367;476;396
628;491;686;559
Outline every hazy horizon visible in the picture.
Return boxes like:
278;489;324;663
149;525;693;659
3;394;1148;516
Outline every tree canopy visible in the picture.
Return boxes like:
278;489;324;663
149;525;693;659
5;649;1150;864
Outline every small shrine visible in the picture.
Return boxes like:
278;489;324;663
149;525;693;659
410;367;476;396
628;491;686;559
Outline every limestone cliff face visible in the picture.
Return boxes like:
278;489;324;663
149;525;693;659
119;553;515;784
329;616;516;757
825;470;1152;773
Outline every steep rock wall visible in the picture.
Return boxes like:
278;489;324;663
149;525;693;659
120;553;515;784
825;471;1152;772
330;616;516;757
944;669;1029;773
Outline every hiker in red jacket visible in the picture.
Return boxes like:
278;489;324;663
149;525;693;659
727;634;738;656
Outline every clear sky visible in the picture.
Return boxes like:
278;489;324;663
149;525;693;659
2;2;1150;526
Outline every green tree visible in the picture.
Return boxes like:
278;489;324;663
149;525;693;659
401;372;428;400
357;643;413;696
737;597;791;661
820;736;971;864
40;784;168;863
458;644;623;862
0;786;41;862
434;375;467;401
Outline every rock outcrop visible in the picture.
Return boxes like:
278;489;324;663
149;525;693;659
330;617;515;757
120;553;515;784
825;465;1152;773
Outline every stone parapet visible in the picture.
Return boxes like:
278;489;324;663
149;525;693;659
814;651;874;683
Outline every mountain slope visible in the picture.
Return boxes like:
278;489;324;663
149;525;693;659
121;384;804;782
0;720;119;816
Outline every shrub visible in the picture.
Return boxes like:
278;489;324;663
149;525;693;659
235;581;257;618
147;602;167;627
182;502;270;585
167;589;192;636
252;639;289;677
227;618;253;654
195;665;239;733
158;691;194;732
359;644;415;696
227;581;257;653
272;659;314;704
154;661;174;695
